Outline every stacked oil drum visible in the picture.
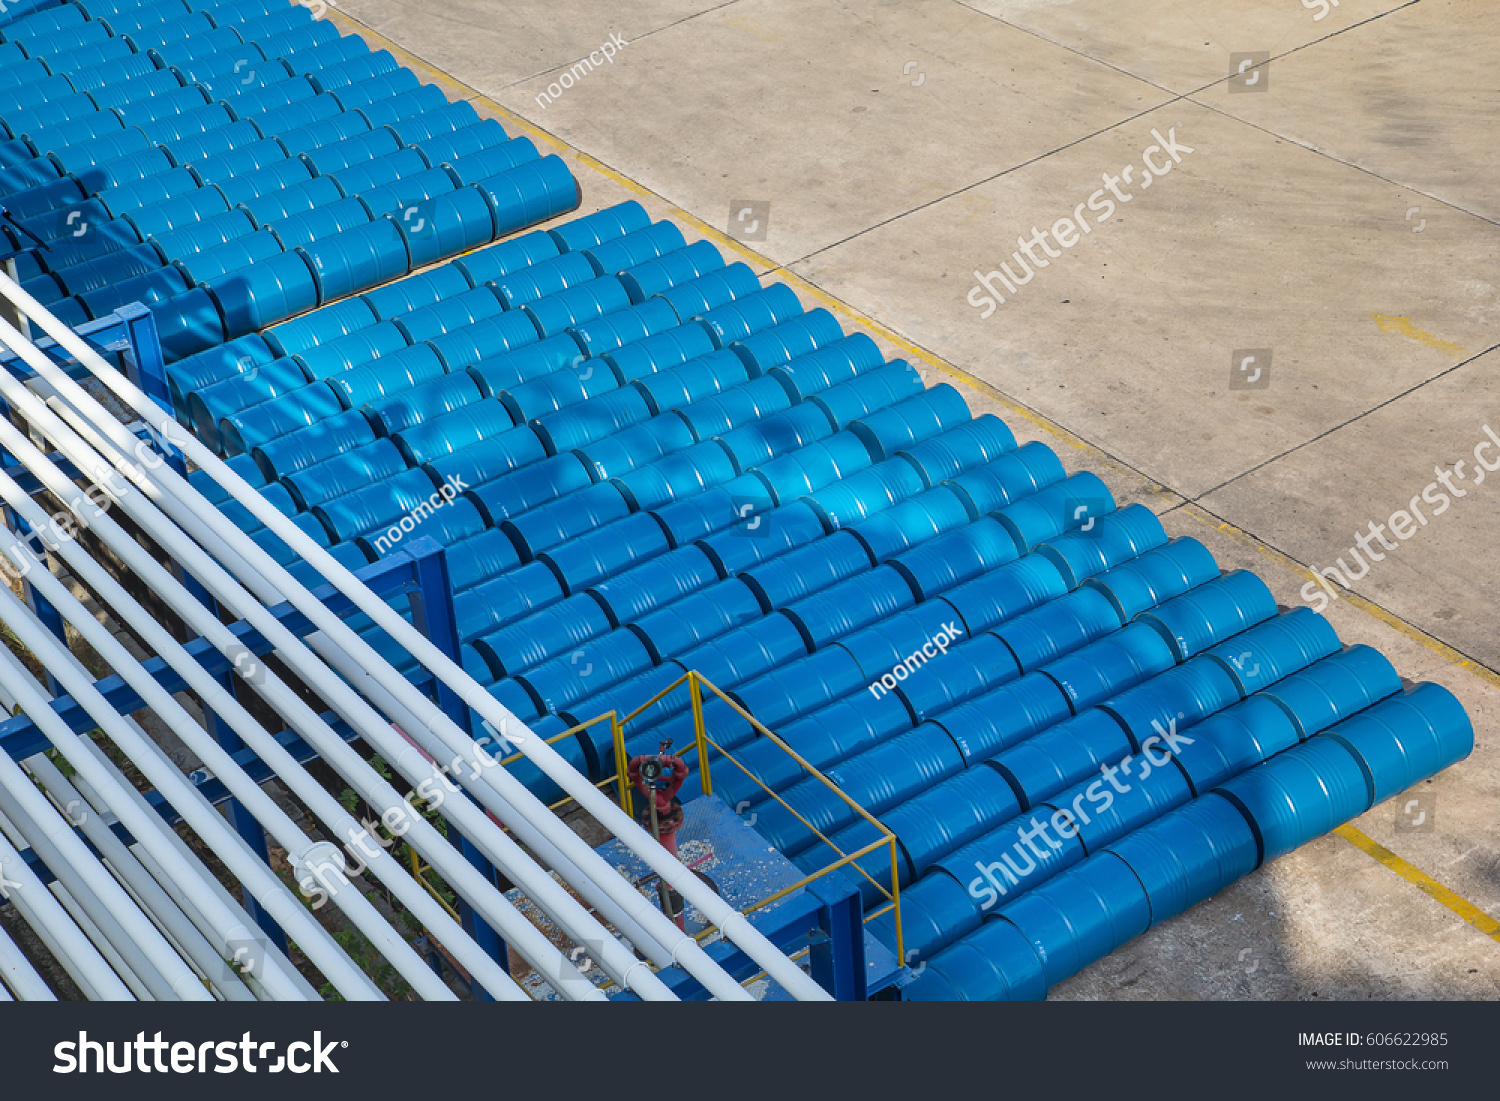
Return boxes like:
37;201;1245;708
0;0;580;359
0;1;1474;1003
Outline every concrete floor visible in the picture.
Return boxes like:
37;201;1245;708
327;0;1500;999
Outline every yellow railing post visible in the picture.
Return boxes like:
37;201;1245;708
689;672;711;796
610;712;632;818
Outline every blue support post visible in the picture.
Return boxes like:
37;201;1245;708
805;870;866;1001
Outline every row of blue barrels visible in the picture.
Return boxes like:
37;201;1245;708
905;678;1472;999
483;427;1113;800
0;0;579;357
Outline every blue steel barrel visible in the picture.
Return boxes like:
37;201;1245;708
464;453;592;528
894;633;1022;722
695;498;824;577
1083;536;1220;623
1325;682;1473;805
417;119;514;165
1171;695;1301;796
568;296;679;359
514;629;655;716
175;228;283;286
871;872;1003;980
1213;737;1372;866
500;361;616;424
363;264;473;319
1201;607;1340;697
716;402;834;474
547;200;648;252
326;146;426;198
604;323;717;387
100;165;202;220
536;512;672;595
993;848;1154;993
291;320;408;379
991;587;1124;674
77;265;188;318
988;707;1134;808
800;455;923;531
695;283;802;348
618;238;725;303
728;308;843;375
932;811;1086;919
887;516;1019;601
391;285;504;344
626;576;760;663
209;158;313;208
1106;793;1260;928
944;441;1068;515
281;439;406;511
574;410;693;480
1261;644;1401;740
675;374;792;442
219;382;345;456
204;249;319;334
1034;504;1169;590
296;217;411;304
429;311;541;372
1040;751;1193;857
472;155;581;238
440;528;521;590
356;84;448;129
771;334;887;405
47;126;151;175
581;220;685;276
888;414;1020;486
531;387;651;459
261;295;378;358
453;226;560;286
992;471;1115;554
612;440;736;512
252;409;377;480
442;136;541;186
305;48;399;92
296;126;401;176
276;110;374;157
589;543;722;626
468;334;585;399
832;601;964;684
846;383;973;461
656;260;760;318
394;185;498;269
501;482;629;561
781;566;915;651
456;562;565;641
473;594;612;679
848;485;974;562
632;348;747;414
364;372;480;437
490;249;594;307
138;201;246;253
265;196;372;251
523;275;631;339
739;531;872;612
51;242;164;297
312;467;450;544
327;344;446;409
185;354;310;442
422;423;546;492
1040;621;1178;715
150;287;228;361
1096;655;1242;750
167;334;273;409
278;34;370;73
1136;569;1279;662
391;398;516;467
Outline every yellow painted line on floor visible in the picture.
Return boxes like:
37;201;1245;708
1335;826;1500;943
333;5;1500;952
1371;313;1465;356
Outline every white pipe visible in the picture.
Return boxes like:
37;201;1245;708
0;527;454;1002
73;737;318;1002
0;909;55;1000
50;885;155;1000
0;767;186;999
0;587;336;1002
0;469;523;1001
28;755;258;1002
0;383;621;1001
0;823;128;999
0;301;816;1001
26;383;665;994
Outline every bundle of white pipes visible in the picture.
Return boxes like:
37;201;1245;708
0;275;830;1002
